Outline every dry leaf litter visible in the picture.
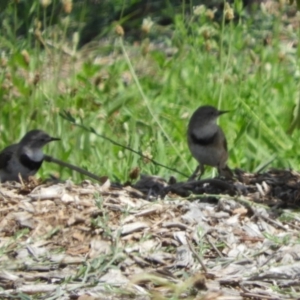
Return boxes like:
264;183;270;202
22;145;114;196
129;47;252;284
1;168;300;299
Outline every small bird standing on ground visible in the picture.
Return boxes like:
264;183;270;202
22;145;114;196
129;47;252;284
0;129;60;182
187;105;233;180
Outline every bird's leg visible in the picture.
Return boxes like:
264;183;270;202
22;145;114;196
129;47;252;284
188;164;204;181
218;164;233;179
188;166;199;181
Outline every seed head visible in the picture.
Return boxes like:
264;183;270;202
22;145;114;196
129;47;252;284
33;73;40;85
115;24;124;37
21;50;30;65
62;0;72;14
34;19;42;30
40;0;51;8
193;5;206;16
206;8;217;20
224;3;234;21
1;57;7;68
141;17;154;34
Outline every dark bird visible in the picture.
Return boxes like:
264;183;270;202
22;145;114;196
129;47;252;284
0;129;60;182
187;105;233;180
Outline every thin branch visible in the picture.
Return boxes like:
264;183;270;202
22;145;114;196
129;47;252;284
186;236;208;273
118;37;191;172
44;155;105;182
60;112;190;178
205;234;224;258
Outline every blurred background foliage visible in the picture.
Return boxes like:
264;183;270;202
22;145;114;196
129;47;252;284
0;0;300;183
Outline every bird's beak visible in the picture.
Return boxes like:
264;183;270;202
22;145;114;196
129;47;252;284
50;137;61;142
218;110;229;115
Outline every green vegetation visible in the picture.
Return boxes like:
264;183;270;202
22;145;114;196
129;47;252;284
0;0;299;183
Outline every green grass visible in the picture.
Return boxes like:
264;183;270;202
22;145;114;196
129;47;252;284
0;1;300;183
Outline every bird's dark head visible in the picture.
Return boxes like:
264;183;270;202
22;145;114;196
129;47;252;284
192;105;229;124
20;129;60;148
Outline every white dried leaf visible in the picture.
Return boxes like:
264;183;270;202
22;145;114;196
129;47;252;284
61;193;76;203
99;178;111;192
0;189;24;200
227;244;246;257
16;245;47;260
118;195;140;207
12;211;35;229
256;183;265;196
174;245;193;267
125;239;158;253
50;254;85;264
134;204;163;217
173;231;187;245
242;223;264;238
89;239;111;258
99;268;129;285
181;202;207;223
18;201;35;213
162;221;190;230
226;214;240;225
121;222;149;235
218;198;242;211
254;262;300;280
213;262;249;277
213;211;231;218
30;185;65;200
0;270;20;281
280;252;296;264
262;181;270;194
78;188;95;195
146;251;173;264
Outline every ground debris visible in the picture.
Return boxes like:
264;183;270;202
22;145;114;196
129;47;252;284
133;168;300;208
0;168;300;299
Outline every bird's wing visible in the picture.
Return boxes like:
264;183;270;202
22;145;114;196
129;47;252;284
0;144;18;169
223;137;228;151
217;128;228;151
